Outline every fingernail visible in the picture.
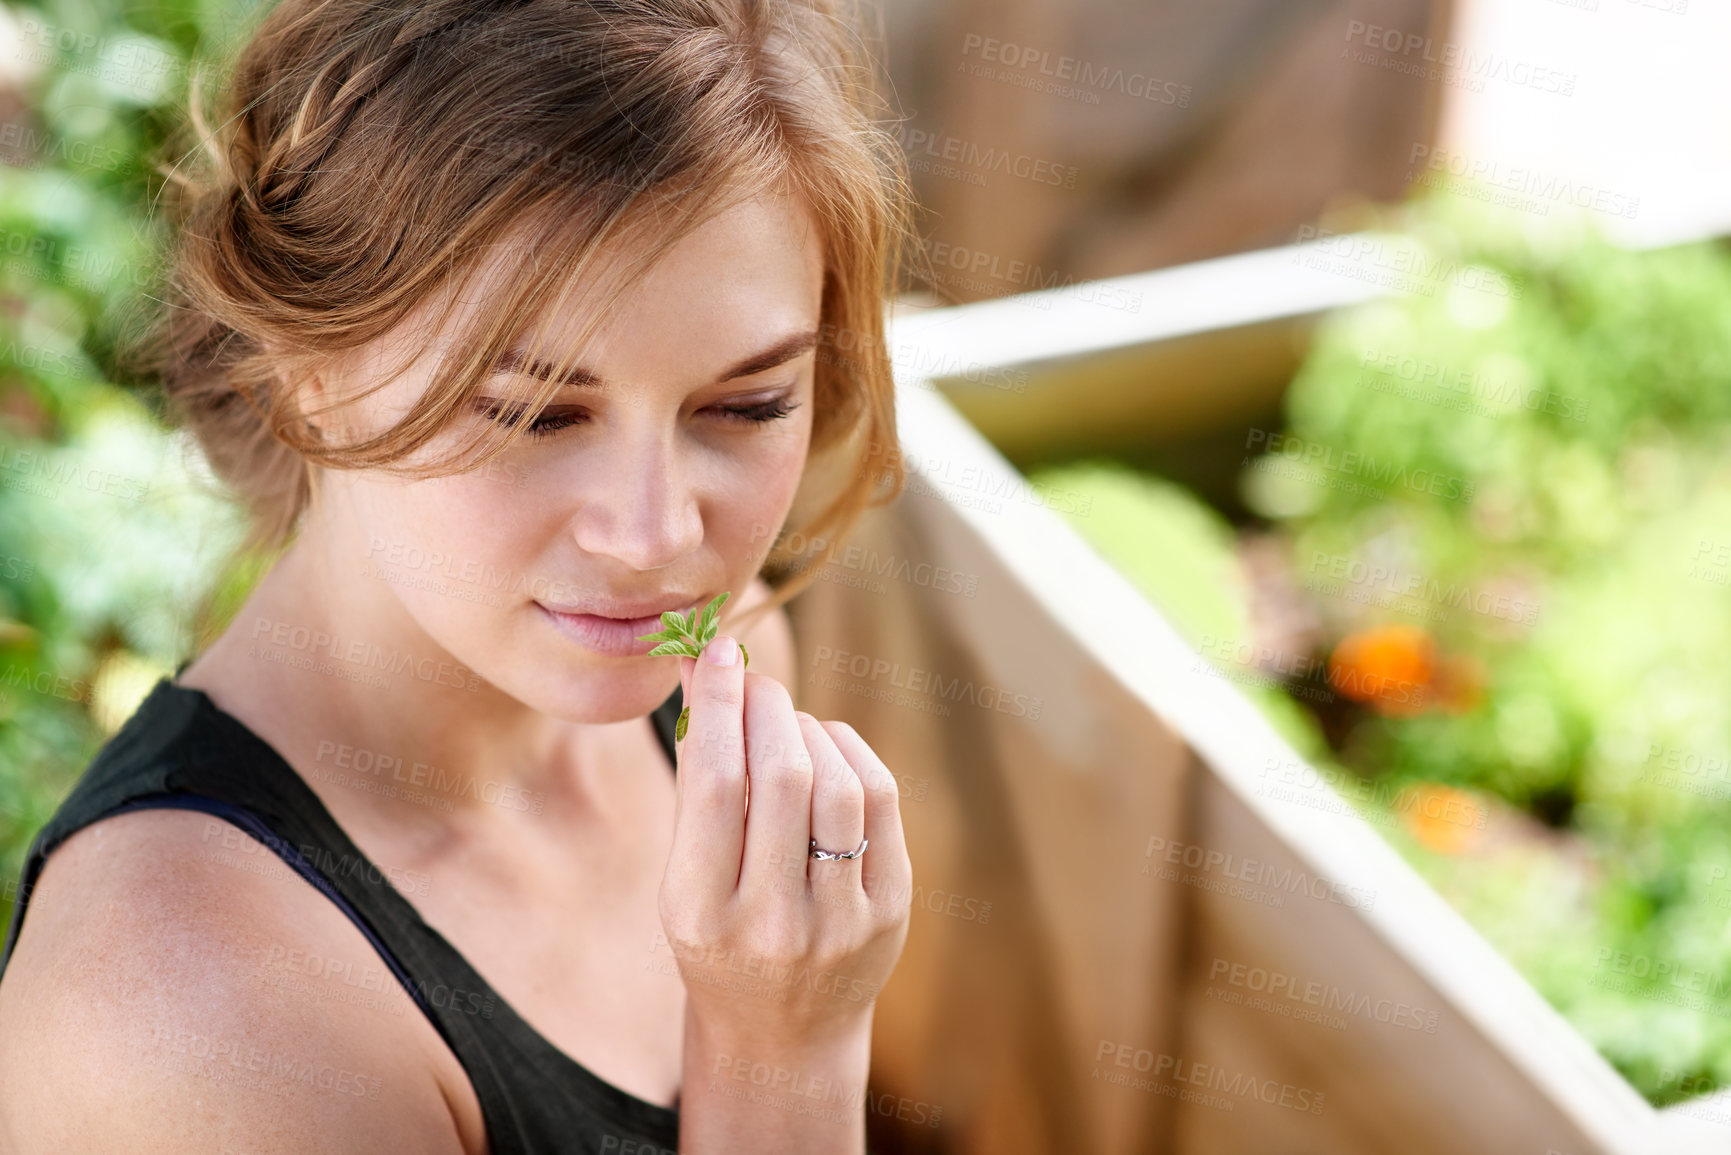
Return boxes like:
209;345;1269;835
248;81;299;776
703;634;739;666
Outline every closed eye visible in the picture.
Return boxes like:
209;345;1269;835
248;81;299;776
717;397;799;424
472;401;586;439
472;394;801;439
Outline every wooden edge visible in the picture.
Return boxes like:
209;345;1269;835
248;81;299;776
882;358;1666;1154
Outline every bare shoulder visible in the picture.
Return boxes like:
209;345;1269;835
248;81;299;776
0;809;472;1154
732;574;797;689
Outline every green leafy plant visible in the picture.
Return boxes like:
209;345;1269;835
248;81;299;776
637;592;750;741
1232;191;1731;1104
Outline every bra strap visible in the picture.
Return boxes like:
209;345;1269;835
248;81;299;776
96;791;434;1017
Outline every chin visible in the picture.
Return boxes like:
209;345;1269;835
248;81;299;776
498;657;678;724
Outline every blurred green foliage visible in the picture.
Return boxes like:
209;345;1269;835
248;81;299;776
1035;193;1731;1107
0;1;253;934
1031;462;1248;647
1027;460;1330;762
1259;194;1731;1104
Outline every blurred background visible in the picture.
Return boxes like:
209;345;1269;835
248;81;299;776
3;0;1731;1123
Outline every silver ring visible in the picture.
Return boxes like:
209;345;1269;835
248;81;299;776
809;836;868;861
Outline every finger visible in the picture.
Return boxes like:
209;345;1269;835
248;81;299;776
737;672;814;905
820;720;911;907
663;634;747;910
797;713;866;892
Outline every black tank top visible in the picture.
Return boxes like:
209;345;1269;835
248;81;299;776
0;672;686;1154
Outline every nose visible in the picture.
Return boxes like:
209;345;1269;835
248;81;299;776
566;423;703;571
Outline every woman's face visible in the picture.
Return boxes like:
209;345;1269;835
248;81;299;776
301;190;824;723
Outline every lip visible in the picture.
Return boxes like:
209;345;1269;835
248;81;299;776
536;595;702;658
539;594;702;620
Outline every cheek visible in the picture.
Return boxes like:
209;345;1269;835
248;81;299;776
349;474;540;635
359;475;531;570
714;431;809;553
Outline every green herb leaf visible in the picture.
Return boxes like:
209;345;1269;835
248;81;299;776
698;591;728;639
639;593;749;741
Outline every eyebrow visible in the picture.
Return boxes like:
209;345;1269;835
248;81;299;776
492;328;821;391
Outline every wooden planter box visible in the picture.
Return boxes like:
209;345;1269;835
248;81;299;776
777;252;1719;1153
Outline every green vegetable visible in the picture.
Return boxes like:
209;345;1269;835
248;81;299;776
636;591;750;741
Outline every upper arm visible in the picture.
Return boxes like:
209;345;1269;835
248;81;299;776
733;575;797;690
0;810;470;1155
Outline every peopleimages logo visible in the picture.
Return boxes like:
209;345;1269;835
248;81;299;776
961;34;1192;106
1142;835;1377;911
1305;550;1540;627
313;740;546;814
1294;226;1525;300
894;125;1080;189
1356;346;1588;422
1341;20;1576;96
248;616;481;693
908;237;1145;314
1092;1040;1326;1114
1406;145;1640;222
0;442;151;503
0;229;157;290
0;662;91;704
1258;757;1488;835
1244;429;1477;503
1206;957;1440;1033
808;645;1043;720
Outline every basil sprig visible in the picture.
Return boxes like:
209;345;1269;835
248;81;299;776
636;591;750;741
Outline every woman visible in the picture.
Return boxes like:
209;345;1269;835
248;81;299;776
0;1;915;1151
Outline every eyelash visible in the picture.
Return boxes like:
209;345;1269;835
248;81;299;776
478;397;800;440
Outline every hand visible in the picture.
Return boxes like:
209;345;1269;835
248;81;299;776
659;631;913;1051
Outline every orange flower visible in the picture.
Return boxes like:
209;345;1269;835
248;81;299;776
1328;624;1437;716
1395;783;1486;855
